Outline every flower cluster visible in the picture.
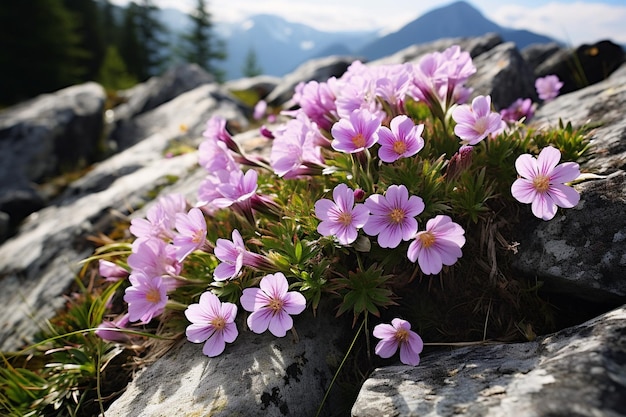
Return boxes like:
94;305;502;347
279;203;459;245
95;45;585;368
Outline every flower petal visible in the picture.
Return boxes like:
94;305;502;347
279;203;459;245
202;332;226;357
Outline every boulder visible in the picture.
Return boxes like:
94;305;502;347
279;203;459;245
0;82;106;238
109;63;215;150
224;74;282;99
511;62;626;302
265;55;359;107
103;303;351;417
352;304;626;417
520;42;562;72
371;32;503;65
534;40;625;95
468;41;538;110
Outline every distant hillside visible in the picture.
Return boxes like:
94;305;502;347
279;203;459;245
358;1;557;60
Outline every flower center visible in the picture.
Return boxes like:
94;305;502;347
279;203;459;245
192;230;204;244
352;133;366;148
145;288;162;304
210;316;226;330
395;328;409;344
419;231;436;248
474;117;488;134
393;140;407;155
337;211;353;226
268;298;284;315
533;175;550;192
388;208;405;224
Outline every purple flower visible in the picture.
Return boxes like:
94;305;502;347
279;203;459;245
185;291;238;357
202;115;240;154
173;207;207;261
129;193;187;240
212;169;258;209
213;229;271;281
314;183;370;245
511;146;580;221
363;185;424;249
98;259;128;282
373;318;424;366
377;115;424;163
535;75;563;101
240;272;306;337
452;95;502;145
292;79;338;131
270;112;326;178
407;215;466;275
330;109;381;154
124;274;168;323
128;237;182;281
253;99;267;120
500;98;535;123
96;313;131;343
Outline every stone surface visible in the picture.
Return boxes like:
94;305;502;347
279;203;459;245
266;55;359;107
468;41;538;110
534;40;625;95
104;304;350;417
352;305;626;417
225;74;282;99
0;82;106;237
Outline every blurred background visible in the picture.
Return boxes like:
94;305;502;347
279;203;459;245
1;0;624;107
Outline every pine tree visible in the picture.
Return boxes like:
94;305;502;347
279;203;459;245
120;0;168;82
63;0;106;81
179;0;226;80
0;0;87;105
242;47;263;78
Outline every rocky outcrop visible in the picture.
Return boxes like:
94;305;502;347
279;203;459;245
0;82;106;238
352;304;626;417
104;303;351;417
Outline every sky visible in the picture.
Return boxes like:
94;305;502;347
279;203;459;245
112;0;626;46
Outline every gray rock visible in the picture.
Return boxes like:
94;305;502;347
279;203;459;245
534;40;625;95
108;82;249;151
0;82;106;236
468;41;538;110
0;211;9;242
266;55;359;107
104;304;350;417
352;304;626;417
225;74;282;99
520;42;563;73
371;33;503;65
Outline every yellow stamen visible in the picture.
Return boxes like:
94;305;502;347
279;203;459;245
146;288;161;304
533;175;550;192
395;328;409;343
268;298;284;315
192;230;204;244
210;316;226;330
388;208;405;224
393;140;407;155
337;212;353;226
352;133;366;148
419;231;436;248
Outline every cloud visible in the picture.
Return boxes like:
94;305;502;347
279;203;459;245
487;2;626;45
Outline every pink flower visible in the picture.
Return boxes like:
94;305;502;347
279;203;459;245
98;259;128;282
213;229;271;281
500;98;535;123
185;291;238;357
128;237;182;280
452;95;502;145
330;108;381;154
377;115;424;163
96;313;131;343
253;99;267;120
511;146;580;221
129;193;187;240
314;183;370;245
213;169;258;209
407;215;466;275
240;272;306;337
535;75;563;101
173;208;207;261
363;185;424;249
373;318;424;366
124;274;168;323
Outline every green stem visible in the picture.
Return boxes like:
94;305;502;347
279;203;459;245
315;318;365;417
